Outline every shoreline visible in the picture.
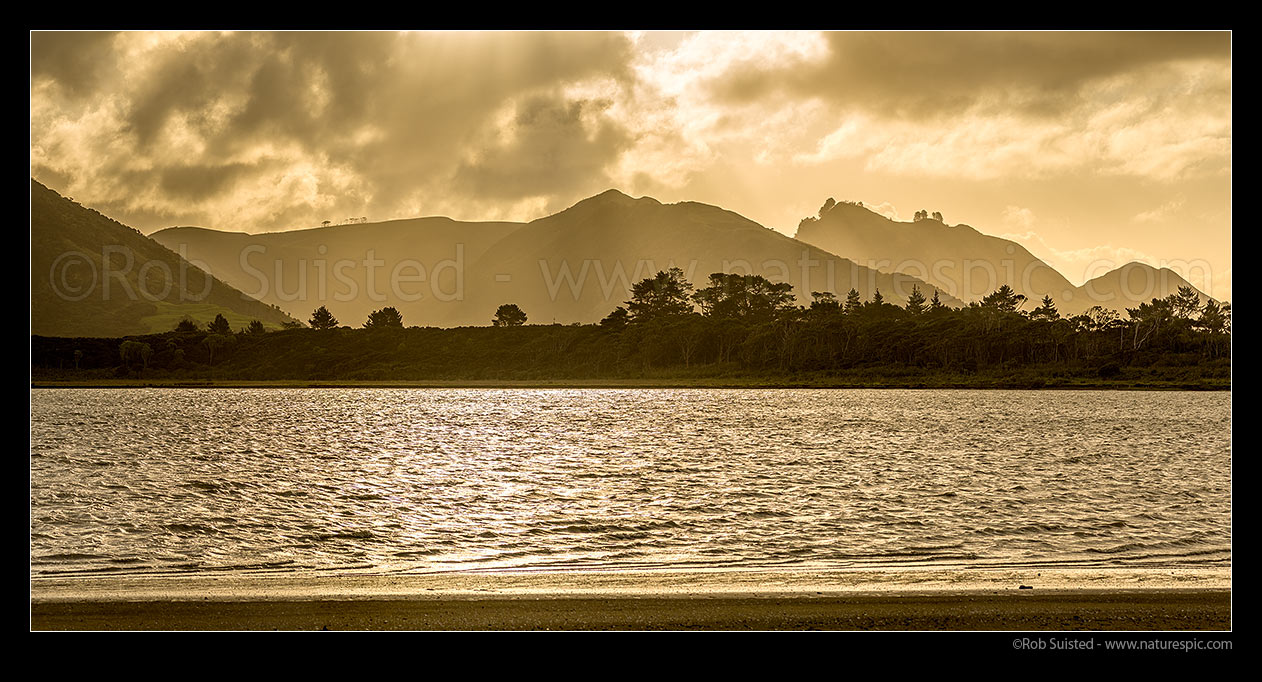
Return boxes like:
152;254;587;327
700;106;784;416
30;379;1231;390
31;567;1231;631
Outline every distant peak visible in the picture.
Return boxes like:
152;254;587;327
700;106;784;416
567;189;661;212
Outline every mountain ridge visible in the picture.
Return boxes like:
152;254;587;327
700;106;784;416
30;180;298;337
44;183;1215;334
792;197;1215;314
149;189;963;327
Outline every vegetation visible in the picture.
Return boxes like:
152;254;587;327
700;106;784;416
493;304;528;327
310;306;339;330
31;274;1229;388
208;313;232;335
365;307;404;329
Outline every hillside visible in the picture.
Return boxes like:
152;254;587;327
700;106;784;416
1077;262;1213;310
30;180;298;337
793;198;1216;314
152;216;523;329
454;190;961;325
795;199;1079;308
153;190;961;327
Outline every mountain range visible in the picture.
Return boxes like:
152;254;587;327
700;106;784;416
151;190;962;328
32;179;1215;337
795;198;1210;315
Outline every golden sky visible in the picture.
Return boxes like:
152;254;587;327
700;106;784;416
30;30;1231;300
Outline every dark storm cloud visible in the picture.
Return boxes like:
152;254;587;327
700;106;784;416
711;32;1231;118
30;31;637;231
30;31;118;95
454;94;632;201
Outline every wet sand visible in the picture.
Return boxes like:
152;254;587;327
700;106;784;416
30;568;1231;631
32;591;1230;631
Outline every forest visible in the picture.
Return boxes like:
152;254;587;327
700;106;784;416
31;269;1231;388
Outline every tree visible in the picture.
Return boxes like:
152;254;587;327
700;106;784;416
600;306;630;330
175;317;200;332
492;304;528;327
1127;297;1174;349
208;313;232;335
1171;285;1202;320
693;273;795;320
310;306;339;330
1197;299;1227;334
931;211;943;222
119;341;152;373
203;334;233;365
914;209;928;221
247;320;266;335
980;285;1023;313
1030;295;1060;321
809;291;841;314
626;268;694;322
843;288;863;314
905;285;926;315
929;289;947;312
364;306;404;329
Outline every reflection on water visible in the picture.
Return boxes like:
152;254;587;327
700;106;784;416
30;388;1230;577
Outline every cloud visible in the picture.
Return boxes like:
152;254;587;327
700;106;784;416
792;63;1230;182
30;31;119;95
453;93;632;207
710;32;1229;120
1002;206;1037;230
28;30;1230;297
1133;199;1186;223
31;31;637;231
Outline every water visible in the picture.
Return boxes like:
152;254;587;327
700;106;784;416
30;388;1231;578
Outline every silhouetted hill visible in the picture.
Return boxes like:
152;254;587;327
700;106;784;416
793;198;1216;314
152;215;522;329
154;190;961;327
30;180;298;337
1078;262;1214;310
457;190;961;325
795;199;1079;309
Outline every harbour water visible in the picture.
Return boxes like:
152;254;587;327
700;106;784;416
30;388;1231;578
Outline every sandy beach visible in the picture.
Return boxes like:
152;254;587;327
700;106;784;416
30;568;1231;631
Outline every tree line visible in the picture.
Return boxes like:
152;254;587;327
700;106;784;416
32;269;1229;385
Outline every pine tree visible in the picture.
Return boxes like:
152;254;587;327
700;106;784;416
929;289;946;312
1031;295;1059;321
905;285;926;315
208;313;232;335
844;288;862;314
981;285;1023;312
310;306;339;330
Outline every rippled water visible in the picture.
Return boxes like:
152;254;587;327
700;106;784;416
30;388;1231;578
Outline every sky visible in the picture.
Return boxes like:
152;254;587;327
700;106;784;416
30;30;1232;300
